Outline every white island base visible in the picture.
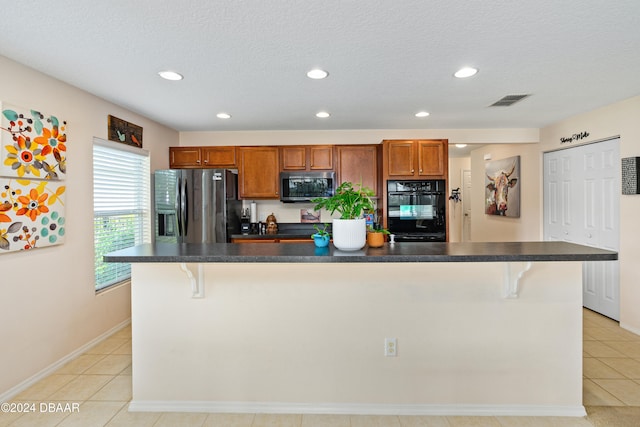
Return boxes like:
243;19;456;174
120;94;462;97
128;261;585;417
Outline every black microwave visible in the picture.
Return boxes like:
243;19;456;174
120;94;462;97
280;171;335;203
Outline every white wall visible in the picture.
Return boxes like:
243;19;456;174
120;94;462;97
470;143;542;242
0;55;179;396
540;95;640;334
131;261;585;416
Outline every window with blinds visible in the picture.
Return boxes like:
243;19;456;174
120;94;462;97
93;138;150;291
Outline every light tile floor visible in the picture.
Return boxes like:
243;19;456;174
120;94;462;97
2;309;639;426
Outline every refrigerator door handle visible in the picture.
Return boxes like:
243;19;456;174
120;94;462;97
182;178;189;236
176;176;183;237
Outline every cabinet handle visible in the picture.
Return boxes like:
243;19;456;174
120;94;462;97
204;160;208;164
411;169;414;173
196;160;201;163
419;169;423;173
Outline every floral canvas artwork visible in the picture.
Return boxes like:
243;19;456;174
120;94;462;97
1;102;67;254
1;178;66;251
1;103;67;180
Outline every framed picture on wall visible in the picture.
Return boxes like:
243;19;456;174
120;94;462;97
485;155;520;217
108;115;143;148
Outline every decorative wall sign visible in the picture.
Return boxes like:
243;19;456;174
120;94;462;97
1;103;67;180
108;115;143;148
0;178;66;252
622;157;640;195
485;155;520;217
560;131;590;144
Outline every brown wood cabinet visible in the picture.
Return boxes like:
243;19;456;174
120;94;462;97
238;146;280;199
202;146;237;167
169;146;237;168
335;145;379;197
169;147;202;168
280;145;333;171
383;139;448;179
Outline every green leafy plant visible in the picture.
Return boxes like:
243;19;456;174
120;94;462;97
368;224;390;234
311;223;331;238
312;181;375;219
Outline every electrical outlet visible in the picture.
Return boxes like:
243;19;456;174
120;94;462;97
385;338;397;357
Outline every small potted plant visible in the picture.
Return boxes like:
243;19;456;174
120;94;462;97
311;223;331;248
367;224;390;248
312;181;375;251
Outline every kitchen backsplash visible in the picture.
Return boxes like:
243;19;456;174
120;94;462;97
242;200;378;224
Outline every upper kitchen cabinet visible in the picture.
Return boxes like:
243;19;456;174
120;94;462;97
383;139;448;179
169;147;202;168
335;145;379;197
280;145;333;171
169;146;237;168
238;146;280;199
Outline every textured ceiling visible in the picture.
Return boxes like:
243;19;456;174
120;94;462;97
1;0;639;132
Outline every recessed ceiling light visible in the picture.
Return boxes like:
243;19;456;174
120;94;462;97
455;144;468;148
454;67;478;78
415;111;430;118
216;113;231;119
307;69;329;79
158;70;183;81
316;111;330;118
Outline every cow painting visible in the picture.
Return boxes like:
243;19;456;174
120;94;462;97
485;156;520;217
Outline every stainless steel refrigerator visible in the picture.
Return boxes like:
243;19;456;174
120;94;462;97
153;169;241;243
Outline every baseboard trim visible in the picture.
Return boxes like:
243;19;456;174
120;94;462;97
128;400;587;417
0;318;131;402
620;322;640;337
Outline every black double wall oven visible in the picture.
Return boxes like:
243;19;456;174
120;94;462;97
386;180;446;242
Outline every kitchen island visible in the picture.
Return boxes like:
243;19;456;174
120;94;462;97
105;242;616;417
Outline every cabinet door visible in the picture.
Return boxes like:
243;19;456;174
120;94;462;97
417;140;446;176
280;146;307;170
336;145;378;196
238;147;280;199
169;147;202;168
202;146;237;167
309;146;333;170
386;140;415;176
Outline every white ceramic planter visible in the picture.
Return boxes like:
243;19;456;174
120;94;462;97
332;218;366;251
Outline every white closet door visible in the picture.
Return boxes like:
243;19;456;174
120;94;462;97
543;138;620;320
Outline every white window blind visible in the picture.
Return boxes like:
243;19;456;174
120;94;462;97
93;138;150;291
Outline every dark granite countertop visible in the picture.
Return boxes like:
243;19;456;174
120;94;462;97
104;241;618;264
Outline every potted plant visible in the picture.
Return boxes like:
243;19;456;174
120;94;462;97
367;224;390;248
311;223;331;248
312;181;375;251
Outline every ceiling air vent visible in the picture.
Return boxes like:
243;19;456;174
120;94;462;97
490;94;530;107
